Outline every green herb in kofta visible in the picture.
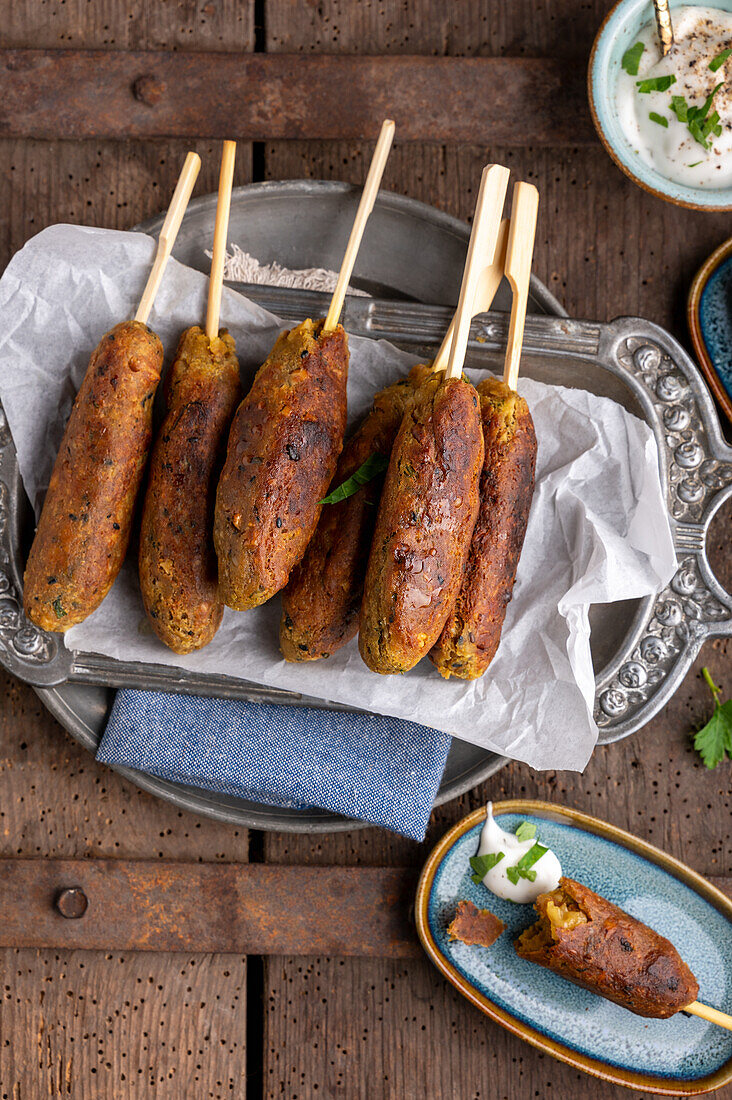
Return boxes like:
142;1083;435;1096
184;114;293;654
319;454;389;505
53;597;67;619
693;667;732;769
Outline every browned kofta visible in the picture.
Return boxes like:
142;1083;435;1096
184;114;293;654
280;363;435;662
139;326;241;654
515;878;699;1019
431;376;536;679
214;319;349;612
359;372;484;674
23;320;163;632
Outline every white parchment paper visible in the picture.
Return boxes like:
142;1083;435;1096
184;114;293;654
0;225;677;771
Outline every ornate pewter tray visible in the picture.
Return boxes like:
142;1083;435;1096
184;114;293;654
0;182;730;832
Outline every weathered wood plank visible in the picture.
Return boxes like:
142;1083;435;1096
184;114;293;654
1;948;248;1098
265;954;707;1100
0;860;420;956
0;51;592;144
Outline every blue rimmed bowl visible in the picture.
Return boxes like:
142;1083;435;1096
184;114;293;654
415;801;732;1095
688;236;732;422
589;0;732;211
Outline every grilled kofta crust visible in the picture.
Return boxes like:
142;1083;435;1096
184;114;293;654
214;320;349;611
139;326;241;654
359;375;484;674
431;377;536;679
280;363;434;662
23;320;163;632
515;877;699;1019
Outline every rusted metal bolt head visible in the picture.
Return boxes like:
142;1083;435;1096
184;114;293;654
133;74;166;107
55;886;88;919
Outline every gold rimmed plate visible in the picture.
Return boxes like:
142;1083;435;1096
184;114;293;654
688;236;732;425
415;801;732;1095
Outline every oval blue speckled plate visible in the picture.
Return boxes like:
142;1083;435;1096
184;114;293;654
689;237;732;425
416;801;732;1095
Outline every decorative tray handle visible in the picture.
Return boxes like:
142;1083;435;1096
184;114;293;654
594;322;732;741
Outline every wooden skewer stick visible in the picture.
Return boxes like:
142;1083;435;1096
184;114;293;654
205;140;237;341
323;119;396;333
685;1001;732;1032
135;151;202;325
502;180;539;392
432;218;509;375
444;164;510;381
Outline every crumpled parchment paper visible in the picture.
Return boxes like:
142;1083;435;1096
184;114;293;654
0;224;677;770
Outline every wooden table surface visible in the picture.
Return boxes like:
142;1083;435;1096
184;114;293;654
1;2;731;1097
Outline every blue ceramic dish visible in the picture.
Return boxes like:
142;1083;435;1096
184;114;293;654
689;236;732;423
589;0;732;211
416;801;732;1094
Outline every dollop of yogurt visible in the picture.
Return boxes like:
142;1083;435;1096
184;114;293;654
474;803;562;904
615;5;732;189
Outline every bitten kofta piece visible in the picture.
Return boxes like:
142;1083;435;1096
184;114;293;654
24;320;164;631
139;326;241;654
515;877;699;1018
359;372;484;674
280;363;434;662
448;899;505;948
431;376;536;680
214;320;349;611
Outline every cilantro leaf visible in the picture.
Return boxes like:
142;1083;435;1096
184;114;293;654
505;842;549;885
693;669;732;769
319;454;389;505
514;821;537;842
636;74;676;93
649;111;668;127
670;95;689;122
709;47;731;72
469;851;505;883
622;41;645;75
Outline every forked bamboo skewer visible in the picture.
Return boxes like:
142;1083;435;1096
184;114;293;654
432;218;510;375
502;180;539;391
685;1001;732;1031
444;164;510;381
323;119;395;333
205;140;237;340
135;151;201;325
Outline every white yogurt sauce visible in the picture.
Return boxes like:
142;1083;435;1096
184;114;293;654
474;803;562;904
615;5;732;188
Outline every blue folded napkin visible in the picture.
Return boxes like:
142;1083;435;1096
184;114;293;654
97;689;452;840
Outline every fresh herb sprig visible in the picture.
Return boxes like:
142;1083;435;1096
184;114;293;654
709;47;731;73
693;667;732;769
670;85;724;149
636;74;676;93
506;843;549;885
470;852;504;883
622;41;645;75
319;453;389;504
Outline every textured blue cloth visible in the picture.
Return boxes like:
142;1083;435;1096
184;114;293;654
98;689;452;840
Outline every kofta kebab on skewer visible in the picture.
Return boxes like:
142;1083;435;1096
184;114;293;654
279;220;512;664
358;165;511;675
516;879;732;1030
214;120;396;611
23;152;202;632
139;142;241;654
431;181;539;680
282;178;539;673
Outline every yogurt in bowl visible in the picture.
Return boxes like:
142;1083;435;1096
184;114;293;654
590;0;732;210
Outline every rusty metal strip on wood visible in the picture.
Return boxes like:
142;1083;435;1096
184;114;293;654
0;50;594;145
2;860;730;956
1;859;421;956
